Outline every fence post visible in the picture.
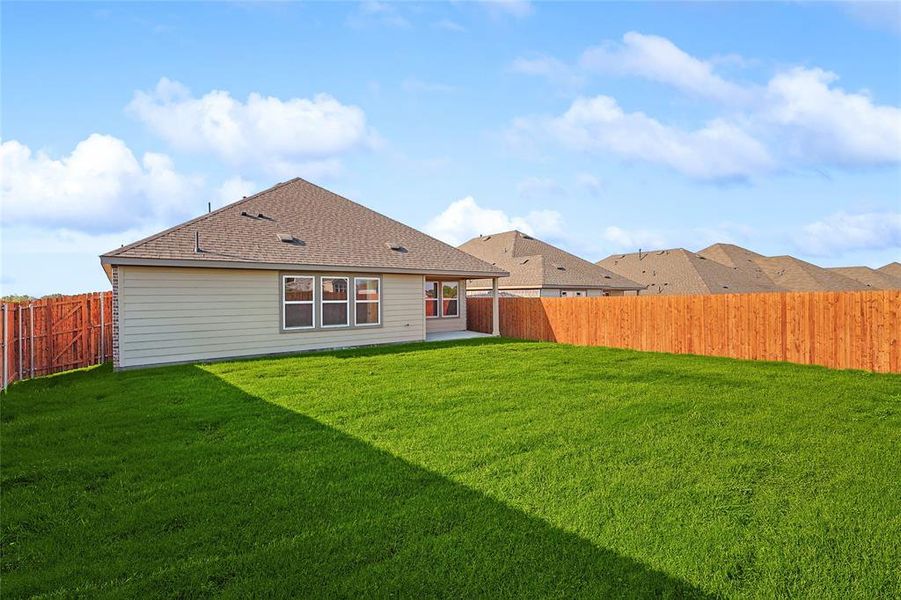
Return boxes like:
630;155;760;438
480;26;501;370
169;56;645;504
2;304;6;392
18;304;24;381
100;292;105;362
29;303;35;379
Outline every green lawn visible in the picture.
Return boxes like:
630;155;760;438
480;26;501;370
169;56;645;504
2;339;899;598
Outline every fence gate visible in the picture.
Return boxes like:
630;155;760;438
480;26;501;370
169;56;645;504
2;292;112;390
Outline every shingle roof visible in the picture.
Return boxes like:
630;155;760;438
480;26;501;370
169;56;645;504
827;266;901;290
698;243;867;292
879;262;901;279
597;248;785;295
101;178;506;277
459;230;643;290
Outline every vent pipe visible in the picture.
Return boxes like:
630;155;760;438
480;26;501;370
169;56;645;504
194;231;201;253
208;202;211;213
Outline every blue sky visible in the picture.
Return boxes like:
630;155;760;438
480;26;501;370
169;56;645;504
2;0;900;296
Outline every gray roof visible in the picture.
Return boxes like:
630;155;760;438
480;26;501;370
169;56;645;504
698;243;867;292
827;266;901;290
879;262;901;279
459;230;644;290
598;248;785;295
102;178;506;277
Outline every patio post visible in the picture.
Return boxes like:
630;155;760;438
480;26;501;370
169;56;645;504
492;277;500;336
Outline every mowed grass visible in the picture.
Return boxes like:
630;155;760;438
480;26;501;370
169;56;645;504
2;339;899;598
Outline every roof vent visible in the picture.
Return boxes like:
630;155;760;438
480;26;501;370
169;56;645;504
604;275;611;279
386;242;408;253
520;258;529;264
657;250;666;255
521;233;534;240
553;264;566;271
483;235;492;241
277;233;304;245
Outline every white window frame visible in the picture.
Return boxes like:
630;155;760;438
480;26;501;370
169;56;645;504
441;281;460;318
282;275;315;330
321;276;350;328
425;280;440;320
354;277;381;327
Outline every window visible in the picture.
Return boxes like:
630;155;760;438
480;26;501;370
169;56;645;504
425;281;439;318
283;276;314;329
442;281;459;317
425;280;460;318
321;277;349;327
354;277;380;326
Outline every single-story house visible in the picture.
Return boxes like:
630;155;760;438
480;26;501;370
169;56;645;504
597;248;785;296
458;230;644;297
100;178;507;369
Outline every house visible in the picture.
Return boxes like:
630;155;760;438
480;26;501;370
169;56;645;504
826;266;901;290
697;243;867;292
879;262;901;279
596;248;785;295
100;178;507;369
458;230;644;297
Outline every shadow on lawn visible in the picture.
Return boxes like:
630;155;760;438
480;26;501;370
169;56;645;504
3;365;711;598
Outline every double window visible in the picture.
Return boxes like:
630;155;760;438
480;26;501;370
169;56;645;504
282;275;381;330
425;280;459;318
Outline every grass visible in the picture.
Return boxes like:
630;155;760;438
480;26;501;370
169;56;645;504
2;338;899;598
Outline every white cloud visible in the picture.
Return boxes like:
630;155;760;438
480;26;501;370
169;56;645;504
0;134;203;232
512;33;900;175
601;226;668;251
511;55;583;89
797;211;901;256
763;67;901;166
217;176;257;208
530;95;774;180
423;196;563;246
127;78;375;175
579;32;750;103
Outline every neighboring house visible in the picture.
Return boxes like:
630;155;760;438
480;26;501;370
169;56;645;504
100;178;507;369
879;262;901;279
697;243;867;292
597;248;785;296
458;230;644;297
826;266;901;290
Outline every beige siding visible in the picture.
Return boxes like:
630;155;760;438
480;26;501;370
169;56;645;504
118;266;425;368
425;279;468;333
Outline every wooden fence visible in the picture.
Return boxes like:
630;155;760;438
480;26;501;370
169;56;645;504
468;290;900;373
1;292;113;390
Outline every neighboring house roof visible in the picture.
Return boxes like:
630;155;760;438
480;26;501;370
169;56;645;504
879;262;901;279
459;230;643;291
751;256;868;291
827;266;901;290
597;248;785;295
101;178;506;278
695;243;778;288
698;243;867;292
